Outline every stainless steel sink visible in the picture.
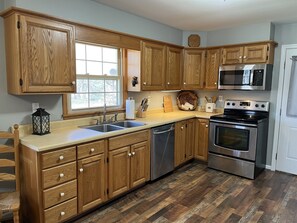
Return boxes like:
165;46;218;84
83;124;124;132
81;121;146;133
112;121;146;128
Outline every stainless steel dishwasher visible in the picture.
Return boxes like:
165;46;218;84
151;123;175;180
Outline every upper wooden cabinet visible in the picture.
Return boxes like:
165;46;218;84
221;42;276;65
183;49;205;90
2;12;76;94
165;46;183;90
141;41;166;90
205;48;220;90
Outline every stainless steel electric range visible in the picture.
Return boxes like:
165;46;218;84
208;100;269;179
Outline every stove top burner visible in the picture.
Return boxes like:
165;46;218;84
210;114;268;124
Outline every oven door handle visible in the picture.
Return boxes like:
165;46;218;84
210;119;258;127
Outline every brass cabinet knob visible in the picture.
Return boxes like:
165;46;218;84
79;168;84;173
90;148;95;153
59;155;64;160
132;152;135;156
71;81;76;85
128;153;132;157
143;82;147;85
60;211;65;216
60;192;65;197
59;173;64;178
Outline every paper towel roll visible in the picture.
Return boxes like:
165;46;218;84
126;98;135;119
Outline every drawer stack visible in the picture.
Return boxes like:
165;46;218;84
41;147;77;223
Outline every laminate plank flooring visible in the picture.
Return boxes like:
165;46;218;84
73;162;297;223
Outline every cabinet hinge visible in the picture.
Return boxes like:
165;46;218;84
267;46;269;51
275;153;278;160
17;21;20;29
266;55;268;61
106;157;109;163
107;189;109;194
19;78;23;86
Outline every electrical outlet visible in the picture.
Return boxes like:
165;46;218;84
32;103;39;113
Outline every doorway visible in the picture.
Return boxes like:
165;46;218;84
273;44;297;174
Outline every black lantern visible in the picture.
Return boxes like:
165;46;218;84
32;108;50;135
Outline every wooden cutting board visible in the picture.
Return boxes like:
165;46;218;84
163;95;173;113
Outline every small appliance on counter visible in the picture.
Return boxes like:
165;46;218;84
125;97;135;120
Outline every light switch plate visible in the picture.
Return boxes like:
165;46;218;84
32;103;39;113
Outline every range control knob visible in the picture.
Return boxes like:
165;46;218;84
255;104;259;108
227;102;230;106
232;103;235;106
261;104;265;108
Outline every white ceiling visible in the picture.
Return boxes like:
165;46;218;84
93;0;297;31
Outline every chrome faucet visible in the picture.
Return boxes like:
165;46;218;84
102;103;107;123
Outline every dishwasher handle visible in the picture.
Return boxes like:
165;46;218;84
152;126;175;135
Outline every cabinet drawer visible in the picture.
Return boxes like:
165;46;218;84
42;162;76;189
77;140;105;159
41;147;76;169
109;130;149;150
44;197;77;223
43;180;77;209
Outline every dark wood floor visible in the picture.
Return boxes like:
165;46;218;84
74;162;297;223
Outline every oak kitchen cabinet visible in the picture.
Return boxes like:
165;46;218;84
127;44;182;91
141;41;166;90
183;49;206;90
165;46;183;90
21;145;78;223
194;119;209;161
108;130;150;198
205;48;220;90
77;140;107;213
221;42;276;65
1;10;76;94
174;119;195;167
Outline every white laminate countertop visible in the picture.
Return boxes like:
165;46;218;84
20;110;220;152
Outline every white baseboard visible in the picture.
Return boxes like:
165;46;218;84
265;165;272;170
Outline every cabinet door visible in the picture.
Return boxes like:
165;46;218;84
221;47;243;64
108;146;130;198
186;119;195;160
130;141;149;188
174;121;187;167
205;49;220;89
183;49;205;89
166;46;182;90
19;15;76;93
195;119;209;161
141;41;166;90
77;154;106;213
243;44;268;63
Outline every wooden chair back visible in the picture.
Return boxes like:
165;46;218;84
0;124;20;192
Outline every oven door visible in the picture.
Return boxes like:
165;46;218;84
209;120;257;161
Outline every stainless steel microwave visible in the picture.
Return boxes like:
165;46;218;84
218;64;273;90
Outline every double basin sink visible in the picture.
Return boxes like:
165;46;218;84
81;121;146;133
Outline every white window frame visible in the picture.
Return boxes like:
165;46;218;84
66;42;123;115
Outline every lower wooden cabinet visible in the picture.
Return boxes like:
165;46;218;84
175;119;195;167
194;119;209;161
77;140;107;213
108;131;150;198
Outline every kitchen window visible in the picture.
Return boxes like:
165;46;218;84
63;42;123;118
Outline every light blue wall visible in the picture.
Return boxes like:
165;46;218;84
207;22;273;46
0;0;183;131
14;0;183;45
